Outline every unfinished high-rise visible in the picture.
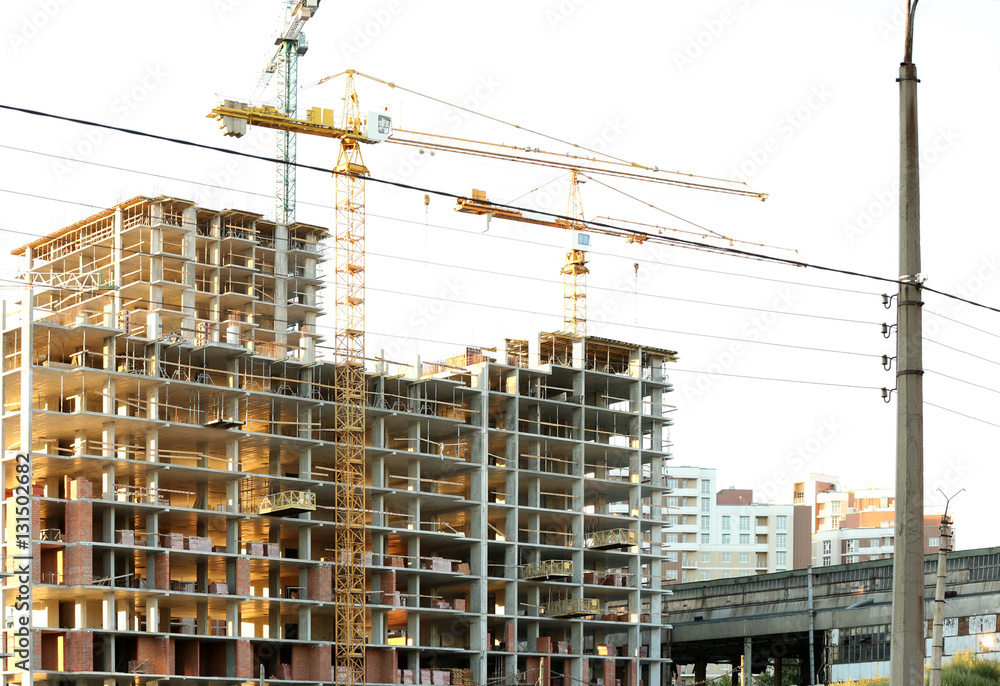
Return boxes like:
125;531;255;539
2;196;677;686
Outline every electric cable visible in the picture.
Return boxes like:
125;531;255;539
0;103;911;287
924;369;1000;396
8;106;1000;322
924;401;1000;430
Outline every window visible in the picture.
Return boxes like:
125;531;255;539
739;534;750;545
776;533;787;549
665;569;678;580
666;515;678;526
739;570;750;577
739;516;751;531
666;497;678;508
700;571;710;581
667;479;678;490
701;479;711;495
722;553;731;564
739;552;750;564
701;552;710;563
776;515;787;532
722;534;731;545
822;556;832;566
701;533;710;544
929;537;940;547
776;551;787;568
846;555;859;564
666;533;678;543
846;539;857;553
701;516;711;531
665;551;678;562
701;497;711;514
721;515;731;531
823;540;832;554
722;570;731;578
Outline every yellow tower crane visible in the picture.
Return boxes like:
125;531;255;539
210;79;768;686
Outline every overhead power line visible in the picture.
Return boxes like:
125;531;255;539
3;103;1000;321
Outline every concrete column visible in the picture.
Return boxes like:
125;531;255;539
694;661;706;685
742;637;752;686
774;657;782;686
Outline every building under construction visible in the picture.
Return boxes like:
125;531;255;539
1;196;678;686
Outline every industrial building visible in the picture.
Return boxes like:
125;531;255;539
1;196;678;686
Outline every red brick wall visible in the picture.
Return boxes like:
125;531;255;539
603;659;615;686
505;623;516;652
628;660;639;686
365;647;396;684
307;565;332;602
67;630;93;672
153;553;170;591
235;639;252;678
177;640;199;676
234;557;250;595
137;636;173;675
66;500;92;542
66;545;92;585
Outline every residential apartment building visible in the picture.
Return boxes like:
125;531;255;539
662;467;809;582
793;475;947;566
1;196;677;686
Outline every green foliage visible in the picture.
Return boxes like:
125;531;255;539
830;650;1000;686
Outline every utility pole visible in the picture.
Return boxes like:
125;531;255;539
929;489;962;686
889;2;925;685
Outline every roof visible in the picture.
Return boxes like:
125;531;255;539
12;195;150;256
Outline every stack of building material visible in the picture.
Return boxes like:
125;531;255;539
450;668;473;686
400;669;415;684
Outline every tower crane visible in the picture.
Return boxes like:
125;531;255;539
209;79;766;686
255;0;321;225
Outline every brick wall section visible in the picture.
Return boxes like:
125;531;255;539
31;502;41;582
177;640;199;676
316;644;333;682
29;630;41;671
306;564;332;602
365;647;397;684
235;639;252;678
67;477;93;499
153;553;170;590
234;557;250;595
628;659;639;686
137;636;173;675
67;630;93;672
582;659;590;686
603;659;615;686
66;545;92;585
505;623;516;652
65;500;92;542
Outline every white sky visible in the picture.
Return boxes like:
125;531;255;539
2;0;998;548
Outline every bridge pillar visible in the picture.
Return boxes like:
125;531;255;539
694;661;706;685
773;657;782;686
742;636;752;686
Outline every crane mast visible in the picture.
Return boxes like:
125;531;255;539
331;71;367;686
264;0;320;224
561;170;589;335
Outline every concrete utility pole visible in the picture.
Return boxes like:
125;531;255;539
889;2;926;685
930;489;962;686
